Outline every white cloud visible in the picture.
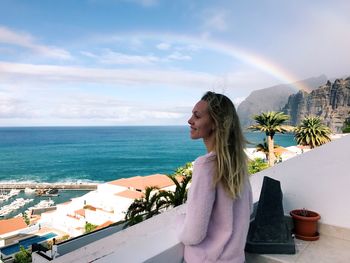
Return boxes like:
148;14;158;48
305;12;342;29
156;42;171;50
0;26;72;60
0;89;187;126
167;51;191;61
175;44;201;52
257;5;350;80
201;9;229;32
0;62;215;88
0;93;34;118
80;51;98;58
94;49;159;65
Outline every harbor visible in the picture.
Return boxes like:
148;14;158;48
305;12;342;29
0;188;92;219
0;183;98;190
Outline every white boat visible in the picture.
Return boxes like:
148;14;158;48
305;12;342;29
33;199;55;209
0;198;34;216
24;188;35;194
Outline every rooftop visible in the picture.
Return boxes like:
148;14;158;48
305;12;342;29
0;217;27;236
108;174;177;191
115;189;145;199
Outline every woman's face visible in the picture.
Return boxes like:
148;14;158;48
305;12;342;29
188;100;215;140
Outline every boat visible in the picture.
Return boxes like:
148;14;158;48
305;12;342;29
33;199;55;209
0;198;33;217
24;188;35;194
36;188;59;197
9;189;21;196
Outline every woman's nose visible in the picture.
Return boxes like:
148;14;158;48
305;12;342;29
188;116;193;125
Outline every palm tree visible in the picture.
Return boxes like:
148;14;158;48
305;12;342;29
256;138;281;161
124;163;193;228
124;186;168;227
294;116;331;148
163;173;192;207
249;111;290;166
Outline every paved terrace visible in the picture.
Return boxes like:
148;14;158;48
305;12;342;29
31;135;350;263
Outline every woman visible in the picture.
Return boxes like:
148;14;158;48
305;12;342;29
178;91;252;263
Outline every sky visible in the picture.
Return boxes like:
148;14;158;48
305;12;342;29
0;0;349;126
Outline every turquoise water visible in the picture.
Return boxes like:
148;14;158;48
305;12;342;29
0;126;296;183
0;232;57;256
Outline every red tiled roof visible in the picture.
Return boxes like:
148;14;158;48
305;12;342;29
115;189;145;199
84;205;97;211
0;217;27;235
95;220;114;230
274;147;293;154
297;145;311;149
108;174;179;191
75;209;85;217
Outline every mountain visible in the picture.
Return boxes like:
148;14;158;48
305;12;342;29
237;75;327;128
283;77;350;133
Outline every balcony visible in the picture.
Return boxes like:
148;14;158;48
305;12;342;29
32;134;350;263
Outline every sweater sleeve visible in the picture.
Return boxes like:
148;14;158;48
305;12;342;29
178;155;216;245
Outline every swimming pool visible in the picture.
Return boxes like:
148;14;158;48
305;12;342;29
0;232;57;256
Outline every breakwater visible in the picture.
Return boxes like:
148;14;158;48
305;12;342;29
0;183;98;190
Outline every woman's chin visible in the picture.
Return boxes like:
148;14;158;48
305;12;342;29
190;134;199;140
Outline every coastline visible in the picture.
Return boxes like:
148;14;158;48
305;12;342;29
0;182;98;190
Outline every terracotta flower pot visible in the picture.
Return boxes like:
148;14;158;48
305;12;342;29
290;209;321;241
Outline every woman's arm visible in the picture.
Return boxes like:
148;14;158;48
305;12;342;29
178;158;216;245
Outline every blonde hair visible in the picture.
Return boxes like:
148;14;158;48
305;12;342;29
201;91;248;199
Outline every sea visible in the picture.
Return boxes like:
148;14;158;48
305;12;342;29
0;126;296;184
0;126;296;218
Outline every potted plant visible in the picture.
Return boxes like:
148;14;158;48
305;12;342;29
290;208;321;241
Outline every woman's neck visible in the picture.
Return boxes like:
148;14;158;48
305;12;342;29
204;136;215;153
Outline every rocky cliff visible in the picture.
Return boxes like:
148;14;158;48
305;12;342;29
237;75;327;128
283;77;350;132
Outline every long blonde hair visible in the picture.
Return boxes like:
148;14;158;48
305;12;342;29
201;91;248;199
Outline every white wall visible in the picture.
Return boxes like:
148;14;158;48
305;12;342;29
97;183;126;195
250;134;350;229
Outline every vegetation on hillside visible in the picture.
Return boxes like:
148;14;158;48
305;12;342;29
342;117;350;133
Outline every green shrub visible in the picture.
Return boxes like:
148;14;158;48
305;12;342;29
14;246;31;263
248;158;269;174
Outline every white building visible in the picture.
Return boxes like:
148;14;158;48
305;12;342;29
39;174;180;237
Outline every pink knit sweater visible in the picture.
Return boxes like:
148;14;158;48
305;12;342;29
178;152;252;263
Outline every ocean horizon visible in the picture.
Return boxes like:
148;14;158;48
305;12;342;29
0;126;296;184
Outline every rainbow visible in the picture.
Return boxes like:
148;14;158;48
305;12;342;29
115;32;312;92
201;39;312;92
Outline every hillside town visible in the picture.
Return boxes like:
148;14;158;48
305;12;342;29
0;174;183;261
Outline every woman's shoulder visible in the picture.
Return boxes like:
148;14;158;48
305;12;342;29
194;151;216;165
